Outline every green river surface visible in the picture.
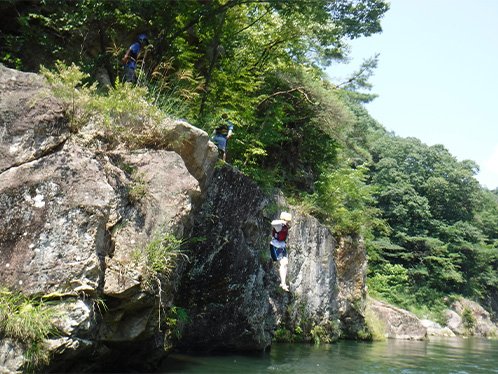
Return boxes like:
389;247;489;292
158;338;498;373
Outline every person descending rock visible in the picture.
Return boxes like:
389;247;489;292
122;33;149;83
211;113;234;161
270;211;292;292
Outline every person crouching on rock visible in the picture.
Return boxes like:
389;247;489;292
270;212;292;292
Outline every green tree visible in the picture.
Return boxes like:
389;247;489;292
474;189;498;244
366;130;497;312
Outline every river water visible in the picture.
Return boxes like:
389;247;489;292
159;338;498;373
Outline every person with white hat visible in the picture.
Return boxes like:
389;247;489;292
270;211;292;291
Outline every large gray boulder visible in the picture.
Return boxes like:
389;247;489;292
368;298;427;340
0;64;69;173
0;65;205;372
0;141;114;296
445;298;497;337
162;119;219;190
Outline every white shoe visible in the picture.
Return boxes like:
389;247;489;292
280;284;289;292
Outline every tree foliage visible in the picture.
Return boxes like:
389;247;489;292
366;133;498;315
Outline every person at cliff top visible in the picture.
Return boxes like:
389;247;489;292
211;113;234;161
270;211;292;292
122;33;149;83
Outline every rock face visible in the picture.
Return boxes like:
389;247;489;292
0;65;212;372
445;298;497;337
335;236;368;336
284;213;367;340
0;64;69;174
0;142;114;296
0;339;24;374
369;298;427;340
176;166;368;351
176;167;275;351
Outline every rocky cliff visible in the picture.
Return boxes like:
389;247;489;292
0;64;212;372
1;64;496;373
0;65;369;372
176;167;368;352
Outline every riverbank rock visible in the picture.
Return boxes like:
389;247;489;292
445;298;497;337
0;65;207;372
369;298;427;340
420;319;456;337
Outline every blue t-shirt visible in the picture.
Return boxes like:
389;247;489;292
126;42;141;69
212;122;234;151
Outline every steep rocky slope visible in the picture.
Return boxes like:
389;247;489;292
0;65;369;372
0;64;212;372
176;166;368;352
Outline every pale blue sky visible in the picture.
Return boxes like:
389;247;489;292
327;0;498;190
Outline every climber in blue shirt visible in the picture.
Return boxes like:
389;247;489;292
211;113;234;161
122;33;148;83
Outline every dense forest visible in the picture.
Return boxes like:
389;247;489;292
1;0;497;321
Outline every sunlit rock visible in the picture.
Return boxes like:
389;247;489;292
369;298;427;340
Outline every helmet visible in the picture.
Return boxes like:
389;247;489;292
138;33;148;43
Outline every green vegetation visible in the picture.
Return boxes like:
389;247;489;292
273;327;295;343
359;306;386;341
2;0;497;322
0;288;58;371
462;307;476;333
128;170;148;203
165;306;190;342
132;231;190;340
273;320;340;345
310;321;340;345
132;231;188;286
366;136;498;318
274;301;340;344
41;61;166;148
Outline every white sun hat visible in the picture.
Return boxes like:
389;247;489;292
271;219;285;231
280;211;292;222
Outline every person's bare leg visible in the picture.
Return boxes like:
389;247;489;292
279;257;289;291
